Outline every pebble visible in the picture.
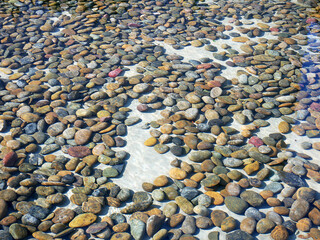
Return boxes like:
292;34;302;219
9;224;28;240
29;205;49;219
270;225;289;240
68;146;91;158
297;218;312;232
3;151;18;167
256;218;275;234
169;168;187;180
74;129;92;145
52;208;75;224
194;205;210;217
240;217;256;234
226;230;254;240
278;121;290;134
266;211;283;225
188;151;212;162
146;214;165;237
225;196;249;214
225;182;241;196
289;199;309;222
130;219;146;240
278;171;305;187
211;210;228;227
68;213;97;228
181;187;198;200
176;196;194;215
181;216;196;234
109;69;122;78
245;207;263;221
264;182;283;193
221;217;237;232
296;187;316;203
223;158;243;168
240;191;264;207
208;231;219;240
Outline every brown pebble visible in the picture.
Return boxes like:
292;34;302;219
112;223;129;233
211;210;228;227
240;217;256;234
267;198;282;207
310;228;320;240
169;213;185;228
260;190;274;200
142;182;155;192
296;218;312;232
153;175;169;187
169;168;187;180
238;178;249;188
273;207;290;216
271;225;289;240
308;207;320;225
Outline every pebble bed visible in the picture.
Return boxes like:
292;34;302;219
0;0;319;239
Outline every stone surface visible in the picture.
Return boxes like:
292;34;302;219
289;199;309;222
69;213;97;228
225;196;249;214
226;230;254;240
9;224;28;239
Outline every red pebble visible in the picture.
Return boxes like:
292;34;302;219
306;18;317;24
108;68;122;78
3;152;18;167
68;146;91;158
196;63;213;69
248;136;264;147
270;27;279;32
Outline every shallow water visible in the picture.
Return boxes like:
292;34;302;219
0;0;319;239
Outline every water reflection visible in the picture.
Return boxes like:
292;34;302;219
0;0;319;239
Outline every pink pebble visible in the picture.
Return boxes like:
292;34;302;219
128;23;141;27
108;68;122;78
310;102;320;112
306;18;317;24
270;27;279;32
137;104;148;112
248;136;264;147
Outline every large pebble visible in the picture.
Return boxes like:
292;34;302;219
225;196;249;214
226;230;254;240
75;129;92;145
130;219;146;240
188;151;212;162
289;199;309;221
181;216;196;234
69;213;97;228
175;196;194;214
240;191;264;207
9;224;28;240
